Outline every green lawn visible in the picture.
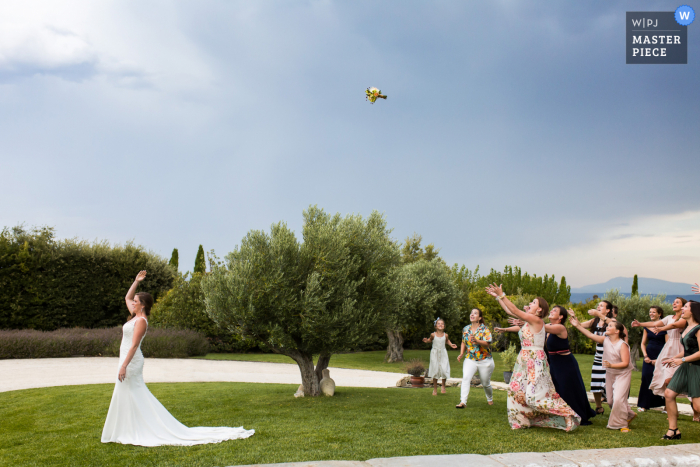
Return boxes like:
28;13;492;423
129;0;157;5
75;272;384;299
2;382;700;467
200;350;651;396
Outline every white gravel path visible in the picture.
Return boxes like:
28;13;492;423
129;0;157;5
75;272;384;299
0;357;403;393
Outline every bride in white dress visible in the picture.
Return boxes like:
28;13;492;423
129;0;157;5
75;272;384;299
101;270;255;446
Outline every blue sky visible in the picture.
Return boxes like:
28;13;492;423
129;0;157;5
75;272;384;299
1;1;698;287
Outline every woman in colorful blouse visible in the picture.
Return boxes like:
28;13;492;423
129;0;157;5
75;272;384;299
456;308;495;408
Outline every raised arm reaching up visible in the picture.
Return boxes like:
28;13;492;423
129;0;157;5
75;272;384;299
125;271;147;313
485;283;544;333
567;310;606;345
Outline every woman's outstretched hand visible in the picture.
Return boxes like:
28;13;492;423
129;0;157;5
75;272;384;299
485;283;504;298
508;317;524;327
631;319;642;328
693;283;700;294
135;270;147;282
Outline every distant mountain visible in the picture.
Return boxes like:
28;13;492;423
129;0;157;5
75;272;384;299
571;277;695;295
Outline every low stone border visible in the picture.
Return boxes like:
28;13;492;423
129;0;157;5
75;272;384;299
232;443;700;466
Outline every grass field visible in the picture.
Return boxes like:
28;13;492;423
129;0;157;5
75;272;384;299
2;382;699;467
200;350;652;396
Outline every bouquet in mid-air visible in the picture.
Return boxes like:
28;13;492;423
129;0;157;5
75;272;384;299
365;87;387;104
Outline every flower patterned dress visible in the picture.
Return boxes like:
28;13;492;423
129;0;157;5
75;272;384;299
507;322;580;432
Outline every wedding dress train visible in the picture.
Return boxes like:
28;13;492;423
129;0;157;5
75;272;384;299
101;317;255;446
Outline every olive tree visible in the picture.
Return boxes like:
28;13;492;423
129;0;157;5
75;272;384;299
384;259;460;363
201;206;400;396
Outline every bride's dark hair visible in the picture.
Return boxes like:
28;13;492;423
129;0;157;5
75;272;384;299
135;292;153;316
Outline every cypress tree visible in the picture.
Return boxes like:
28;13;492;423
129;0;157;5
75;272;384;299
194;245;206;274
169;248;179;271
632;274;639;296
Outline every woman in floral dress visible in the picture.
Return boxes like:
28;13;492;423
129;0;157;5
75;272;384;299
486;284;580;432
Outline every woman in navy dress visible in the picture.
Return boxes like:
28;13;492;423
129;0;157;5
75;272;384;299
547;306;597;425
637;306;668;411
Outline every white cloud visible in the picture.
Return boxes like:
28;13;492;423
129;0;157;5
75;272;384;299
472;210;700;287
0;1;213;89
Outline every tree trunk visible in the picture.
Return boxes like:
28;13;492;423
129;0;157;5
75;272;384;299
630;343;640;371
315;352;331;383
385;329;404;363
286;350;321;396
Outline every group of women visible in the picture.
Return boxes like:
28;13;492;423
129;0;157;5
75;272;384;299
454;283;700;439
104;270;699;446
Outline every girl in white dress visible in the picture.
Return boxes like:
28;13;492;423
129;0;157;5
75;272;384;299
101;271;255;446
423;318;458;395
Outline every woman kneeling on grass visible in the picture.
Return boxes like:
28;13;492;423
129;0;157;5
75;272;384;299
568;313;634;432
661;300;700;440
486;284;580;432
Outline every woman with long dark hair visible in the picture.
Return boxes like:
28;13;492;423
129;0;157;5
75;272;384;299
486;284;579;431
102;271;255;446
579;300;614;414
661;300;700;440
636;306;668;411
569;314;634;432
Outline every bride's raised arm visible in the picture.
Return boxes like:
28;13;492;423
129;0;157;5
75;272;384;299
125;271;147;313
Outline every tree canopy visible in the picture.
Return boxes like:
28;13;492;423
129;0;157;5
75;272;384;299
201;206;400;396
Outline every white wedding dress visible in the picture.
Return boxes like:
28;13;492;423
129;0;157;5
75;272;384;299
101;317;255;446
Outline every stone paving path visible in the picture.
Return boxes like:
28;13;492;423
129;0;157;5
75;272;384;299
232;444;700;466
0;357;401;393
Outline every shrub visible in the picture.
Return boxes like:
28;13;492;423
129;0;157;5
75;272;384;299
0;226;176;331
0;327;208;359
150;273;257;353
500;344;519;371
404;358;426;376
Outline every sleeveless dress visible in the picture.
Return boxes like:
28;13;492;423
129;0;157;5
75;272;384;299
603;337;635;429
649;315;685;396
102;317;255;446
637;328;667;409
428;335;450;379
507;322;580;431
546;333;596;425
667;324;700;398
590;321;607;398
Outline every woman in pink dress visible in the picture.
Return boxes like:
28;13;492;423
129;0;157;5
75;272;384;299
486;284;580;432
631;298;696;419
569;315;634;432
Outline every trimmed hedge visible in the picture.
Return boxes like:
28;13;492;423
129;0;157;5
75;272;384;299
0;327;208;359
0;226;176;330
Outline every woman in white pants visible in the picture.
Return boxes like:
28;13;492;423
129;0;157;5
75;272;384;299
456;308;495;408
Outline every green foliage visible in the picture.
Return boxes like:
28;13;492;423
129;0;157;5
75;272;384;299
0;327;208;359
566;298;599;354
389;259;461;346
500;343;519;371
453;264;570;305
401;233;441;264
603;289;670;350
202;206;400;362
632;275;639;296
150;272;255;352
169;248;179;271
194;245;206;273
0;226;175;331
